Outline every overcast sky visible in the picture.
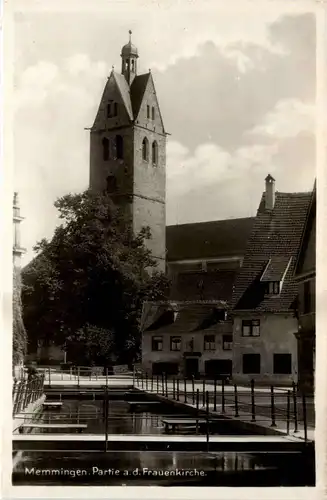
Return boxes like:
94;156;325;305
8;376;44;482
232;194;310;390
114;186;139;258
13;2;316;265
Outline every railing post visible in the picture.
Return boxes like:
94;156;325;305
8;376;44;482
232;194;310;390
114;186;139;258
165;373;168;398
146;372;148;391
141;371;144;389
184;378;187;403
202;379;205;405
292;382;298;433
302;392;307;442
234;384;239;417
151;373;154;392
196;388;199;413
202;383;205;407
77;367;80;388
48;367;51;387
270;386;277;427
176;378;180;401
105;366;108;390
104;386;109;452
286;390;291;435
173;377;176;400
156;375;159;394
250;379;256;422
192;376;195;405
213;379;217;412
162;373;164;396
206;390;210;450
70;366;72;380
133;365;135;388
222;378;225;413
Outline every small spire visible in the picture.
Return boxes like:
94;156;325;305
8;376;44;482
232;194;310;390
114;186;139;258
129;30;132;43
112;65;115;71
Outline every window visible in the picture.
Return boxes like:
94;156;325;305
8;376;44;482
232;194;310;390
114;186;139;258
273;354;292;374
147;105;150;119
170;336;181;351
152;141;158;165
131;59;135;71
142;137;149;161
152;106;155;120
223;335;233;350
267;281;280;295
116;135;123;159
102;137;110;161
243;354;261;374
242;319;260;337
152;336;163;352
303;280;312;314
204;335;215;351
107;103;112;118
114;103;118;117
106;175;116;193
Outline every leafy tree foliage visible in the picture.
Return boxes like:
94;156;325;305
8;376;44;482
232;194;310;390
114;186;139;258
22;190;169;364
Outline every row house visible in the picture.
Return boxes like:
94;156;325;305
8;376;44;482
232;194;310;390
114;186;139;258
141;301;233;378
231;175;313;386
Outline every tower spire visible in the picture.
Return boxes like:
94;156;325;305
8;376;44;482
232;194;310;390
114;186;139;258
121;30;138;85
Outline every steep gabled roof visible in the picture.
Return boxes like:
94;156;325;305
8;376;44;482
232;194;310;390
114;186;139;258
130;73;151;119
113;72;134;120
166;217;255;261
232;191;312;313
294;182;316;277
142;301;229;335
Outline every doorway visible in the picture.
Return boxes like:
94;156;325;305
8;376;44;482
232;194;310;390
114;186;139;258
184;358;199;378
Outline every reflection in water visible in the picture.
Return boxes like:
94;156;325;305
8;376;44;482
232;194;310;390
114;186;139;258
13;398;315;486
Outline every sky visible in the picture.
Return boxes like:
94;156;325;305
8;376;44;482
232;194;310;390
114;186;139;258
13;2;316;265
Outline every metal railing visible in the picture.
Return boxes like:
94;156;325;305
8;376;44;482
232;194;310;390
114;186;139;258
133;371;313;440
12;373;45;417
38;366;133;386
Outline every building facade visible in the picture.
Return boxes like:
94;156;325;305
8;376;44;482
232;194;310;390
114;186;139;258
89;31;166;271
231;176;312;385
294;185;316;393
141;301;233;378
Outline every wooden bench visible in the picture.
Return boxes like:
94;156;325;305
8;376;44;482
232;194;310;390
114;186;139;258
19;423;87;434
43;402;63;408
127;401;160;409
162;418;209;434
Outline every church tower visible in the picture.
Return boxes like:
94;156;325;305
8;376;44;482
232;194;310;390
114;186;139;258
89;31;166;271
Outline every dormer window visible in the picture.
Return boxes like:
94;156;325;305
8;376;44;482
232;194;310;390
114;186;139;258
267;281;280;295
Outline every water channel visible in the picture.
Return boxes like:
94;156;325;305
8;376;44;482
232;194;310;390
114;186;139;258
12;396;315;486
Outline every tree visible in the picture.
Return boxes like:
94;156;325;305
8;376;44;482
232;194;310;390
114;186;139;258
22;190;169;364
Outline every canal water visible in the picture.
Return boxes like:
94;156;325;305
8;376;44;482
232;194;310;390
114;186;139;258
12;398;315;486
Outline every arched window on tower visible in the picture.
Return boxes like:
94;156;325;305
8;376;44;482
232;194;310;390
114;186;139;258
152;106;155;120
114;103;118;116
131;59;135;71
152;141;158;165
142;137;149;161
102;137;110;161
116;135;123;160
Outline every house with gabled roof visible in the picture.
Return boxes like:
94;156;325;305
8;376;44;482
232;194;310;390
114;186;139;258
141;300;233;378
293;182;316;393
231;175;313;385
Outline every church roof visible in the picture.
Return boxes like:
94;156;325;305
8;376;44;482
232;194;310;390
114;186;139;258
166;217;255;261
130;73;151;119
170;269;238;302
112;72;134;120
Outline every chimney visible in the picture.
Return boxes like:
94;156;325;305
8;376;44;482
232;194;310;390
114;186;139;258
265;174;275;210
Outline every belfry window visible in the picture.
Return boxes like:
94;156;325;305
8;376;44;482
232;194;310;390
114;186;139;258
142;137;149;161
147;105;150;119
152;106;155;120
107;103;112;118
116;135;123;160
102;137;110;161
131;59;135;71
114;103;118;117
152;141;158;165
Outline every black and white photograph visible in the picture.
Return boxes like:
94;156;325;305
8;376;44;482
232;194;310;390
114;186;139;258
3;0;326;496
